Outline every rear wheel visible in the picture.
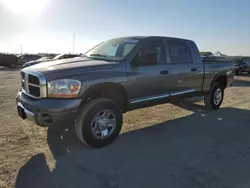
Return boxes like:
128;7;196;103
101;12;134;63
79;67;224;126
204;82;224;110
75;98;123;148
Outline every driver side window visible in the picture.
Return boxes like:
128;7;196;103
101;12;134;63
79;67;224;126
133;39;166;66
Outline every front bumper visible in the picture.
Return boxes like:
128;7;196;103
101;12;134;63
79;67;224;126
16;91;82;127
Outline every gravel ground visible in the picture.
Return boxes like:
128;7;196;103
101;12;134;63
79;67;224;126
0;67;250;188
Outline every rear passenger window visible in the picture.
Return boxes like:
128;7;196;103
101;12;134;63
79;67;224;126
167;40;192;63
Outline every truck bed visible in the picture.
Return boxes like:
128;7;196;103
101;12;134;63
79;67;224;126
202;60;234;92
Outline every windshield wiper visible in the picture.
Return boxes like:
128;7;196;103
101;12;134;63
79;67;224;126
89;53;108;58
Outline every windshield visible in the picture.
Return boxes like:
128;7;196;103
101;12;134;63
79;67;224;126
84;38;139;61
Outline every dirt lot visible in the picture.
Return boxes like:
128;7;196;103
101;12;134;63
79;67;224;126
0;67;250;188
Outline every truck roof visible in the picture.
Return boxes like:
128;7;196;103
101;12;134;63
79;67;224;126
113;36;193;42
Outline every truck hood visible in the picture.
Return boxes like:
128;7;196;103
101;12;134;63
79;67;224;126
23;57;119;79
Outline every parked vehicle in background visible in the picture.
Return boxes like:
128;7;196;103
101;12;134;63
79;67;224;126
202;56;219;62
16;36;234;148
18;54;41;65
22;54;80;68
0;54;18;68
22;57;53;68
53;54;80;60
245;58;250;73
234;57;250;75
200;51;213;59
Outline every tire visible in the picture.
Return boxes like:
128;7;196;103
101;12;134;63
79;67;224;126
204;82;224;110
75;98;123;148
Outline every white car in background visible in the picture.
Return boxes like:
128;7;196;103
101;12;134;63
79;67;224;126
22;57;53;68
22;54;80;68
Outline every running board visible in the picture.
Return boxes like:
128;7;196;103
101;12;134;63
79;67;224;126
129;89;195;104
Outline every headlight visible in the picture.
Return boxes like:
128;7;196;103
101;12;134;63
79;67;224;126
47;79;81;98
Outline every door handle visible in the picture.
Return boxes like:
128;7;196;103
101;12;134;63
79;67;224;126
160;70;169;75
191;68;197;72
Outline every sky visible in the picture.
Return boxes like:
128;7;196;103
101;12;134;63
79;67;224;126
0;0;249;56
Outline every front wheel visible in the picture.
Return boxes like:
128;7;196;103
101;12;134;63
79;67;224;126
204;82;224;110
75;98;123;148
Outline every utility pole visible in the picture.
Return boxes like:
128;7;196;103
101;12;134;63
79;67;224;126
72;33;75;54
20;45;23;54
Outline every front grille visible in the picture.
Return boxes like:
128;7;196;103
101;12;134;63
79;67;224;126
21;71;46;98
28;85;40;97
28;75;40;85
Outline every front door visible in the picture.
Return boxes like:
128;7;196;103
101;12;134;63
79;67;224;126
125;38;175;102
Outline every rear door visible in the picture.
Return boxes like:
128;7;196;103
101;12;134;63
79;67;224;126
164;39;204;94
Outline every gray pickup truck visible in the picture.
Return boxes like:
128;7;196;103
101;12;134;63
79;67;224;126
16;36;234;148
